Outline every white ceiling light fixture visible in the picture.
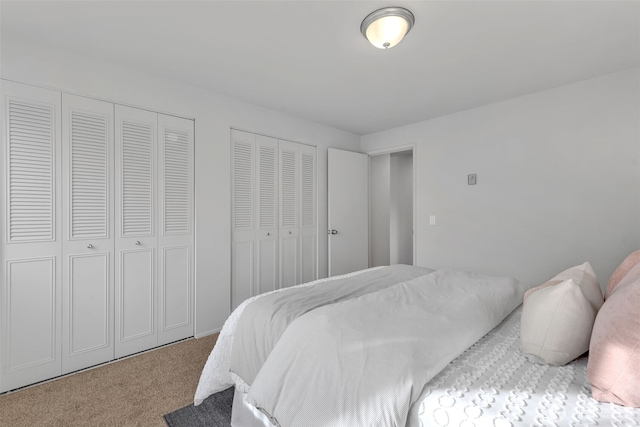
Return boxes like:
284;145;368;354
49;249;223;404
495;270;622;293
360;6;415;49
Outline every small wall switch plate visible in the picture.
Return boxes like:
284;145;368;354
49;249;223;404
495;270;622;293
468;174;477;185
429;215;435;225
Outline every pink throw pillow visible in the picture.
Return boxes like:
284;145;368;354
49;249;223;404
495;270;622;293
587;278;640;407
606;250;640;299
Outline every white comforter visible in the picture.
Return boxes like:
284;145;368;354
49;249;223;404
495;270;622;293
247;269;528;427
195;267;528;427
194;267;388;404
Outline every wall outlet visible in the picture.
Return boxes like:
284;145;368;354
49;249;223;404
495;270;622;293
468;174;477;185
429;215;435;225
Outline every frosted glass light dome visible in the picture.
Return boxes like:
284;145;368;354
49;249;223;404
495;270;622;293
361;7;415;49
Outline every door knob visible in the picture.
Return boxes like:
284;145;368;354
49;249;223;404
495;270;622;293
86;244;93;249
135;241;141;245
329;229;338;235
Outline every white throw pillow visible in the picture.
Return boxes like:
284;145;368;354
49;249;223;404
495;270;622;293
520;262;603;365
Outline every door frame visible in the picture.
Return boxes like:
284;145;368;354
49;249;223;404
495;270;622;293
365;144;417;266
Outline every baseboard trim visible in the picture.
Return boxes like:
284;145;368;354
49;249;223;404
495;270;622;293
195;328;221;339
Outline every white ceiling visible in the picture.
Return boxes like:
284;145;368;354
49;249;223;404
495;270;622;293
2;1;639;135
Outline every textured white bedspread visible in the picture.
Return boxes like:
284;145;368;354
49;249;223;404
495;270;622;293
411;306;640;427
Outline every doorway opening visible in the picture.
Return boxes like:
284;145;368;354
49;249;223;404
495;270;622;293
369;149;414;267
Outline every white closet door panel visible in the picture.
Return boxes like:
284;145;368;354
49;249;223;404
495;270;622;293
61;93;114;374
3;255;62;391
5;258;57;376
115;105;157;358
257;237;277;294
160;246;190;326
279;235;298;288
300;234;316;284
116;248;156;357
64;252;110;372
157;114;193;345
1;81;62;393
232;239;254;310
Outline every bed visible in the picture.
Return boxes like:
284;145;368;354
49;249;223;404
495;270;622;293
194;265;640;427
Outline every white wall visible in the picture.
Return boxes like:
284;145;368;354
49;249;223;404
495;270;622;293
362;68;640;286
390;151;413;265
369;154;390;267
1;37;361;336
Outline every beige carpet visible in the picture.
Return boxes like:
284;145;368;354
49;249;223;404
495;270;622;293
0;334;218;427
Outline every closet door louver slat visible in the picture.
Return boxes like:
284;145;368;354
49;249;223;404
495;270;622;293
163;128;191;235
7;99;55;242
70;110;109;239
280;147;297;229
233;141;254;231
258;144;277;229
301;152;315;228
299;144;317;284
121;121;153;237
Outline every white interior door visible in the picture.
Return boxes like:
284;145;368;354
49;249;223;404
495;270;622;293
255;135;278;294
299;144;317;284
279;140;299;288
0;81;62;392
231;130;256;310
157;113;194;346
62;93;114;374
328;148;369;277
114;105;158;359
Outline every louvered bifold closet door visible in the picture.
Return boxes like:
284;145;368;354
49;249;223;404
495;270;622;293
278;140;299;288
231;130;255;310
157;114;194;346
114;105;158;358
61;94;114;374
0;81;62;392
255;135;278;295
299;144;317;284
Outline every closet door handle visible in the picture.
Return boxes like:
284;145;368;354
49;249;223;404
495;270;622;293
329;229;338;235
135;241;141;245
86;244;93;249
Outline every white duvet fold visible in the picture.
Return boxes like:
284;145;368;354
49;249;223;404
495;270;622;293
246;269;528;427
230;264;434;387
195;266;408;405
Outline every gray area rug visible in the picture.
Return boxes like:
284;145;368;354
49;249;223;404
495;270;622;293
164;386;234;427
